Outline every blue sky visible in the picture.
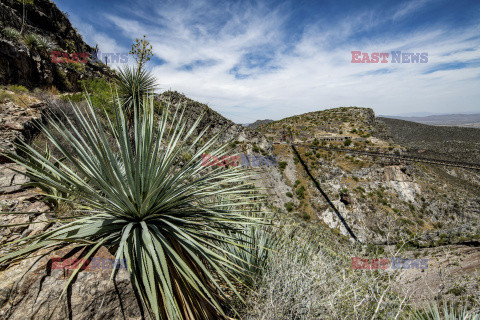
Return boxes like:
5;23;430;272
56;0;480;123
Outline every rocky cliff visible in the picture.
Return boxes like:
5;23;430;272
0;0;112;91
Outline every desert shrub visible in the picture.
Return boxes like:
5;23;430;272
79;78;116;117
296;185;306;199
2;27;21;42
278;161;287;170
8;84;29;92
116;65;156;120
241;227;409;319
218;217;277;287
344;138;352;146
23;33;41;49
60;92;84;102
410;301;479;320
0;91;14;103
284;202;294;212
286;192;293;198
37;34;57;51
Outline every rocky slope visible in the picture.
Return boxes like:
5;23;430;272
255;108;480;244
384;113;480;128
0;0;113;91
375;117;480;164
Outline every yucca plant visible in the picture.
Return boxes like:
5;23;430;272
0;92;263;319
2;27;21;42
116;65;157;120
411;301;480;320
37;34;57;51
217;211;276;287
24;145;73;209
23;32;41;49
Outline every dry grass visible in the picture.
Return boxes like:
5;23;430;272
240;225;411;319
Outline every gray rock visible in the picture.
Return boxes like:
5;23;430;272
0;246;144;320
0;164;28;194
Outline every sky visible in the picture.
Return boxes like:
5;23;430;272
56;0;480;123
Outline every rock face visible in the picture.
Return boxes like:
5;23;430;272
0;246;143;320
0;0;112;90
0;98;43;162
0;164;29;194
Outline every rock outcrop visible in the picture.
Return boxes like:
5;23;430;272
0;0;113;90
0;246;143;320
0;96;44;162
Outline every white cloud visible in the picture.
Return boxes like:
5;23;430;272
392;0;434;21
78;1;480;123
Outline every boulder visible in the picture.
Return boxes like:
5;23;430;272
0;164;29;194
0;246;144;320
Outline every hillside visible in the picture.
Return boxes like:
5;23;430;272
0;0;112;91
1;86;479;316
384;113;480;128
376;117;480;164
255;107;479;239
252;106;480;303
245;119;273;129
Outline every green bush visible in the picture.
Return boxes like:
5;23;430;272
278;161;287;170
0;91;13;103
296;186;306;199
60;92;84;102
2;27;21;42
410;301;478;320
284;202;294;212
8;84;28;92
286;192;293;198
23;33;41;49
37;34;57;51
302;212;311;220
79;78;116;118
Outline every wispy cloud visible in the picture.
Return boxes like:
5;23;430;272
63;0;480;122
392;0;433;21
